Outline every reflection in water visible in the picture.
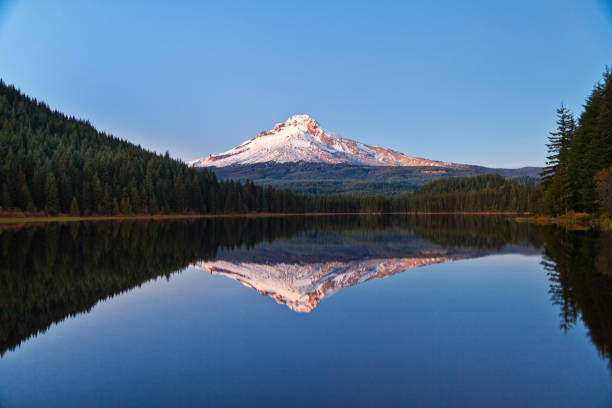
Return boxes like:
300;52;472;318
542;229;612;370
0;217;308;355
192;226;540;312
1;215;611;372
195;256;462;312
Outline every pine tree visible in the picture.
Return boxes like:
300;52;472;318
594;168;612;217
102;187;112;215
541;105;575;215
120;188;132;214
16;168;33;210
69;196;80;216
542;104;574;186
130;186;140;213
149;195;159;214
1;183;12;209
112;198;120;216
565;67;612;213
44;173;60;215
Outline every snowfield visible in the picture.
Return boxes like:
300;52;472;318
189;114;457;168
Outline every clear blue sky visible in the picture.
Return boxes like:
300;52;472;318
0;0;611;167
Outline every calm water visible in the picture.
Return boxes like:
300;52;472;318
1;215;612;407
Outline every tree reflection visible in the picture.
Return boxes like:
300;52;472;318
542;229;612;369
0;217;310;355
1;214;612;371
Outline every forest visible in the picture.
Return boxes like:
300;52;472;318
541;68;612;218
0;80;305;216
304;174;541;213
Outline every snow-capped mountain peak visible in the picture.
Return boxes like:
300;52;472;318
189;115;455;168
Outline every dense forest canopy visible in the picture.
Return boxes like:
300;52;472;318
305;174;541;213
542;68;612;217
0;80;305;216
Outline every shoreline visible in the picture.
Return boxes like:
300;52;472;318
0;211;530;224
514;214;612;231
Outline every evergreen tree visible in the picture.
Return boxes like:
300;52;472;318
1;183;12;209
541;105;575;215
594;168;612;217
102;187;112;215
542;104;574;186
69;197;80;216
16;169;33;211
112;199;120;216
44;173;60;215
541;67;612;215
120;188;132;214
149;195;159;214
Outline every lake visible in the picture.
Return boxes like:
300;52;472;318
1;215;611;407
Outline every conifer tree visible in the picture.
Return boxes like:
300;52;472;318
102;187;112;215
44;173;60;215
542;104;575;186
120;188;132;214
594;168;612;217
541;68;612;215
69;197;80;216
112;199;120;216
149;195;159;214
541;105;575;214
1;183;12;209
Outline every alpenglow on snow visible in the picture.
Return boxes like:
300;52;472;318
189;115;457;168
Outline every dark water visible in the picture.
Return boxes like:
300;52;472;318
1;215;612;407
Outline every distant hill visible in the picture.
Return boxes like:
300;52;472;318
209;162;541;195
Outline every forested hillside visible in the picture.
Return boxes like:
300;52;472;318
542;68;612;217
306;174;542;213
0;81;304;216
209;162;542;196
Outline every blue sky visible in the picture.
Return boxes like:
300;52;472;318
0;0;610;167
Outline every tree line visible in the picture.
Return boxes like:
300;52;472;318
542;68;612;217
305;174;542;213
0;79;543;217
0;80;305;216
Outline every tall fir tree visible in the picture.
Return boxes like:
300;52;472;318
69;196;80;216
541;105;575;215
44;173;60;215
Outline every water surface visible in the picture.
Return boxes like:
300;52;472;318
1;215;611;407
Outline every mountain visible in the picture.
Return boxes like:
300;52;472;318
189;114;460;168
190;115;541;195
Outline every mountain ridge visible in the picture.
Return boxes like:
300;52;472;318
190;114;464;168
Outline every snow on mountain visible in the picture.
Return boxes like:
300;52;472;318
189;114;457;168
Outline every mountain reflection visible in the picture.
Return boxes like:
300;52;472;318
1;215;611;372
192;227;540;312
